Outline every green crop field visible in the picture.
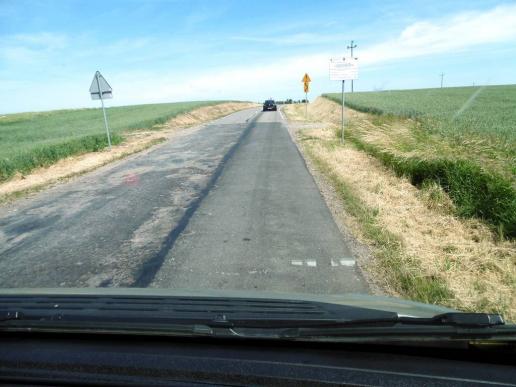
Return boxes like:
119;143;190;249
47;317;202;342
0;101;224;182
325;85;516;143
323;85;516;238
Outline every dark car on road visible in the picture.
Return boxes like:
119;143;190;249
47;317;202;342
263;99;277;111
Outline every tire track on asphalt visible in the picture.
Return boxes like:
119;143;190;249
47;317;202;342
131;113;261;287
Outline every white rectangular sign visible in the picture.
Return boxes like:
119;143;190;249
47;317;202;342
329;57;358;81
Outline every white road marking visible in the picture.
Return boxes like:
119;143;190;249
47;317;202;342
339;259;356;267
329;258;357;267
291;259;318;267
215;271;240;276
289;259;355;267
278;108;286;121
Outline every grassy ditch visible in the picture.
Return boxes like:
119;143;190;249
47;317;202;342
322;88;516;239
0;101;224;182
346;134;516;239
303;140;453;305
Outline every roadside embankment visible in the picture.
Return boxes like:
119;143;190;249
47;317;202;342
283;97;515;321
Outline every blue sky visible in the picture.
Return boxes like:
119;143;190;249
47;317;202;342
1;0;516;113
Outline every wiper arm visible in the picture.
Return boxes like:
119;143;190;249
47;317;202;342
430;312;504;327
270;313;508;339
223;313;504;330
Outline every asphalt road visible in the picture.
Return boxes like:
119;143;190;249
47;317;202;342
0;108;368;294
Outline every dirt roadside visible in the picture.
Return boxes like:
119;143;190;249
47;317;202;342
282;98;515;321
0;102;257;203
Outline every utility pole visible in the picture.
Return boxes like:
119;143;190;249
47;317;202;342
341;80;345;142
440;72;444;89
347;40;357;92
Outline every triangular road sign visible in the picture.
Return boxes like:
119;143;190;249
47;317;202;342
302;73;311;83
90;71;113;100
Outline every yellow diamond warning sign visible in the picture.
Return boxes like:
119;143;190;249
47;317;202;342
302;73;311;93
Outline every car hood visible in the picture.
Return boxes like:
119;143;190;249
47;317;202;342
0;288;456;318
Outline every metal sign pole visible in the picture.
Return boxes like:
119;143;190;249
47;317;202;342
305;91;308;120
302;73;311;121
96;72;112;149
341;80;345;143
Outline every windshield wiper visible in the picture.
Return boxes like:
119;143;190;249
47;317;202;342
262;313;509;339
212;312;504;329
209;312;512;341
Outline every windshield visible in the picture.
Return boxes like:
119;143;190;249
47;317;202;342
0;0;514;335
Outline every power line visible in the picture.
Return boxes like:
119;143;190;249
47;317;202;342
440;72;445;88
347;40;357;92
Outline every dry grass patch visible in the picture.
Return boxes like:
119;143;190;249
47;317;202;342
284;98;342;124
156;102;257;128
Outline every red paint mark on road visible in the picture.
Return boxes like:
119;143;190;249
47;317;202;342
123;173;140;186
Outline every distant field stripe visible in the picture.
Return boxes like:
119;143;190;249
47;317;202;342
0;100;228;182
324;84;516;141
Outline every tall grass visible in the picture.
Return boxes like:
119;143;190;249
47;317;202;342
347;135;516;239
322;86;516;238
0;101;224;181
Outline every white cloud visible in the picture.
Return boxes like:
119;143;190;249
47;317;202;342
114;3;516;104
13;32;68;49
0;32;68;63
232;4;516;60
109;53;331;105
2;3;516;112
360;3;516;64
231;32;340;46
